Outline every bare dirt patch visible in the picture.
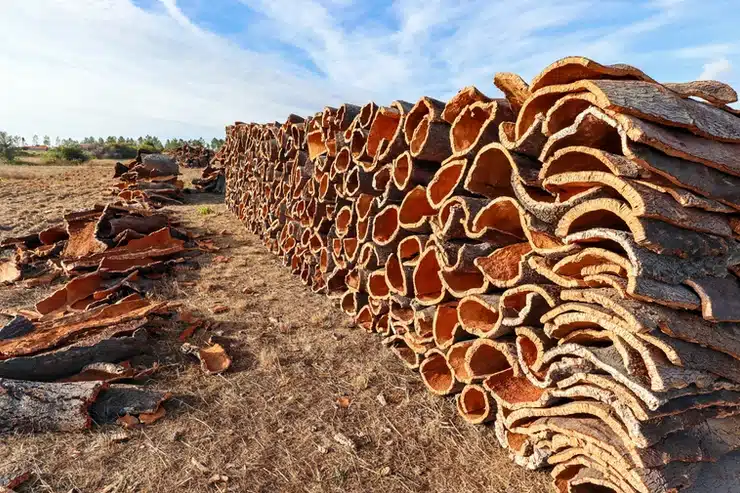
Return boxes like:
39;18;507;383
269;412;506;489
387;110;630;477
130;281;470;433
0;165;549;492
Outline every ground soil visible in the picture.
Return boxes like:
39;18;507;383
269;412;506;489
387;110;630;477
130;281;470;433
0;163;550;493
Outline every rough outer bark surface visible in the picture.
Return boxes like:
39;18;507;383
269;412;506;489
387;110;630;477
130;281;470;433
89;385;171;424
0;378;104;432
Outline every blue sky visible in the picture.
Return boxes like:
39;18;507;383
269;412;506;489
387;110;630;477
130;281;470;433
0;0;738;142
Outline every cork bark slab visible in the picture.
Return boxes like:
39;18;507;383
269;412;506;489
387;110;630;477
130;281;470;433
0;299;164;360
0;378;104;432
493;72;531;115
450;100;514;158
518;79;740;144
441;86;492;124
543;171;732;237
529;56;656;93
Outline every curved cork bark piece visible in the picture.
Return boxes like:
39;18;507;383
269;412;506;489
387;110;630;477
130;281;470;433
684;277;740;322
420;348;462;395
385;253;414;297
0;299;164;361
410;115;453;162
404;96;446;144
383;335;421;369
389;295;415;324
355;304;378;332
605;105;740;181
398;185;435;233
306;130;326;161
456;384;495;424
663;80;738;106
402;328;435;355
538;106;624;162
337;103;361;131
396;234;431;263
366;106;405;164
0;378;104;432
466;142;540;200
434;241;494;297
498;114;549;159
529;56;656;93
546;306;740;391
367;269;390;300
340;291;367;317
544;171;732;237
556;197;730;258
349;128;370;162
413;305;436;339
391;151;438;193
470;196;569;254
564;227;731;284
441;86;491;124
493;73;531;115
540;145;643;181
344;166;379;197
0;324;148;381
358;101;378;130
435;196;495;242
457;294;501;338
372;205;405;246
346;267;369;293
464;338;519;381
412;245;449;306
334;204;354;238
475;243;550;288
561;287;740;360
499;284;562;329
326;267;348;298
446;340;475;384
432;302;468;349
426;158;468;209
634;179;736;214
542;93;600;136
520;79;740;144
330;146;352;181
450;100;514;158
63;208;109;259
559;289;740;384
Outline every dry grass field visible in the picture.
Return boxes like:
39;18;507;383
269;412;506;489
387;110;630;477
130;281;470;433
0;164;549;493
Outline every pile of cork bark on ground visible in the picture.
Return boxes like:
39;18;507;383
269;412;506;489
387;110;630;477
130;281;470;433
219;56;740;493
0;154;228;435
167;144;214;168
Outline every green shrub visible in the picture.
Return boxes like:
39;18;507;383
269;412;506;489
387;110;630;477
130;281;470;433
44;144;90;163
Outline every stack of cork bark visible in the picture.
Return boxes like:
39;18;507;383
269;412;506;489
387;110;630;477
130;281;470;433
168;144;214;168
221;57;740;493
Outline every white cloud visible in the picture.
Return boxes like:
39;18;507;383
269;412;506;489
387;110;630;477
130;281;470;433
0;0;737;142
699;58;732;81
0;0;348;141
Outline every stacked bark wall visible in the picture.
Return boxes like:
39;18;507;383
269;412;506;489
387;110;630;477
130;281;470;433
220;57;740;493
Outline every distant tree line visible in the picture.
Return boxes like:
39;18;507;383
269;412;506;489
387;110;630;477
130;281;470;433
0;130;225;164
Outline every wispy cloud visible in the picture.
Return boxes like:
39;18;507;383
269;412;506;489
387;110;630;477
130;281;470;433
1;0;738;141
699;58;732;81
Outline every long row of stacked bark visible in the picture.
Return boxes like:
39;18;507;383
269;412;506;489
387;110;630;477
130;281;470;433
221;57;740;493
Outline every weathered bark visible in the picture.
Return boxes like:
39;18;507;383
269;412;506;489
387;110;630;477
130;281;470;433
450;100;514;157
663;80;738;106
420;348;462;395
89;385;170;424
529;56;655;93
0;325;149;381
0;378;104;432
441;86;491;124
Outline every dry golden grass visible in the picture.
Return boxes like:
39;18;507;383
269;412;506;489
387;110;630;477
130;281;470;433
0;166;550;493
